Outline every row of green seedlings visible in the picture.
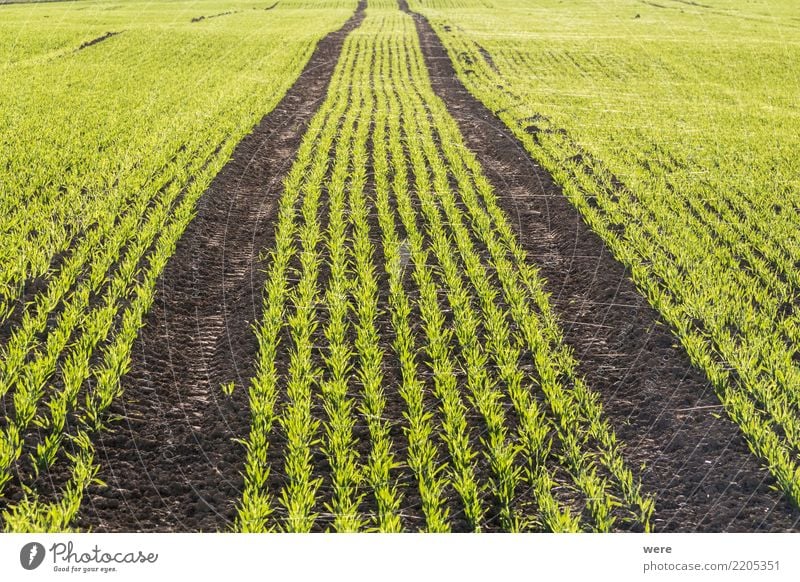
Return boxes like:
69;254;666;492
1;129;245;531
318;29;408;532
0;141;214;499
379;11;586;531
347;52;406;531
429;22;800;507
371;20;451;532
385;35;485;531
0;95;208;329
236;31;362;532
398;8;653;529
316;41;367;531
238;24;408;533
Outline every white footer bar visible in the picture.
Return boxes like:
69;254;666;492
1;533;797;582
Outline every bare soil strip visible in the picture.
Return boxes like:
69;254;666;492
78;1;366;533
400;0;799;532
76;31;120;51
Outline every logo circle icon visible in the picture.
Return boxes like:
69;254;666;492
20;542;46;570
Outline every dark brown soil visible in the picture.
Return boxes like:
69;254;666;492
77;1;366;533
76;31;120;51
401;0;800;532
191;11;238;23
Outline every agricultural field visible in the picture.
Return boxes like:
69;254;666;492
409;0;800;512
0;0;357;530
0;0;798;533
